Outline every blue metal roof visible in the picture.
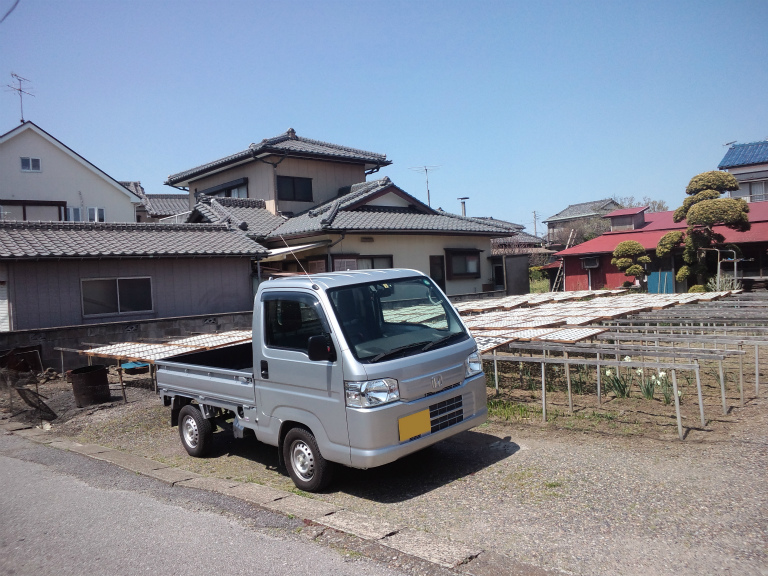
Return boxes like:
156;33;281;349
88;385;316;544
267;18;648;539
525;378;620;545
718;140;768;169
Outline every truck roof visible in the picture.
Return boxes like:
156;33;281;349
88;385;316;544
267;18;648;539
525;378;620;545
259;268;427;291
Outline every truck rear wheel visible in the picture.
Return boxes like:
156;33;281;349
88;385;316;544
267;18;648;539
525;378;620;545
178;404;213;457
283;427;333;492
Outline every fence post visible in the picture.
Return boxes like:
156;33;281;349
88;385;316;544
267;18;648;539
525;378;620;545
671;369;684;440
541;361;547;423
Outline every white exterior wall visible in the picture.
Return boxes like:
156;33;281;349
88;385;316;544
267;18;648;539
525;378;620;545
308;234;494;295
0;127;138;222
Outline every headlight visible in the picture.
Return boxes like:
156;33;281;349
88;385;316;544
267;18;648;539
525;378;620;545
465;351;483;377
345;378;400;408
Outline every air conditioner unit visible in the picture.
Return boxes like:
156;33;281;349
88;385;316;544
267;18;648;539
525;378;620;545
581;257;600;269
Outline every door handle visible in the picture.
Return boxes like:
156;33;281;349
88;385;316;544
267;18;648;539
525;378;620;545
260;360;269;379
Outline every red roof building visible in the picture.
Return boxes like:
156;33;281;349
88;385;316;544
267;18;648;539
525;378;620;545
553;202;768;292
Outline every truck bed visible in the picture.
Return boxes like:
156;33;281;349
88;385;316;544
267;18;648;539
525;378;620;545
155;342;255;408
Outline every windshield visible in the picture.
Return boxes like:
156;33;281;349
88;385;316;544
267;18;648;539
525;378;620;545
327;276;469;363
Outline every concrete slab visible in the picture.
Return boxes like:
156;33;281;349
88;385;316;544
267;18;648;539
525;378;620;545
68;443;114;456
47;440;81;451
222;483;288;505
381;528;481;569
458;551;563;576
13;427;52;441
1;422;32;432
145;467;202;485
262;494;339;521
92;451;170;474
320;510;401;541
176;477;242;492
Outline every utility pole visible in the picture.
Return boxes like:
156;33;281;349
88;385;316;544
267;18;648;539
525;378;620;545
533;211;538;237
7;73;34;123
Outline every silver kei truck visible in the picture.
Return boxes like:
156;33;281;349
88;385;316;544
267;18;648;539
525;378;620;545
156;268;487;492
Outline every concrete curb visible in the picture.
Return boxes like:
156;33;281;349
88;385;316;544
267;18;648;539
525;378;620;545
0;422;559;575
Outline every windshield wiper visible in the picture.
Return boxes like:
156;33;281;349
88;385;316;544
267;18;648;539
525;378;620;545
421;332;465;352
370;341;432;363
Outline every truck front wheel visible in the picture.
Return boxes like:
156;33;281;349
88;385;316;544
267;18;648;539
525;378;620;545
283;427;333;492
178;404;213;457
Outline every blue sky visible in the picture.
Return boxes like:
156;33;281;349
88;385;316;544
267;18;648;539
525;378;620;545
2;0;766;233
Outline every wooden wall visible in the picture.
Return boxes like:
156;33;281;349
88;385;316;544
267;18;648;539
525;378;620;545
7;257;253;330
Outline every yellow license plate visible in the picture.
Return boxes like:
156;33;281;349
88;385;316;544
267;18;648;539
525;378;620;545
398;409;431;441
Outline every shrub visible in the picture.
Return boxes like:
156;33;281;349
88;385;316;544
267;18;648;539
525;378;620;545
688;284;706;293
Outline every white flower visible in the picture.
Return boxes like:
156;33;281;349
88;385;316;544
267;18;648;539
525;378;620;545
659;371;666;378
623;356;632;362
678;390;682;397
636;368;643;375
605;370;612;377
651;374;657;381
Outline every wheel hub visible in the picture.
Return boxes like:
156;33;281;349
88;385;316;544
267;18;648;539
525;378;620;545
291;441;314;480
182;416;199;448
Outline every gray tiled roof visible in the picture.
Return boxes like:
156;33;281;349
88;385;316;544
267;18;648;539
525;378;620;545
188;197;286;239
166;128;391;186
119;181;189;217
491;230;544;246
544;199;619;223
0;221;266;259
144;194;190;217
719;140;768;169
269;177;525;238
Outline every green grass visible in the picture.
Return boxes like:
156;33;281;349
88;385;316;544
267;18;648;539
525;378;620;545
530;278;550;293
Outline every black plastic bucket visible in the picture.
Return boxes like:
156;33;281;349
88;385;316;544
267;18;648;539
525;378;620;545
71;365;111;407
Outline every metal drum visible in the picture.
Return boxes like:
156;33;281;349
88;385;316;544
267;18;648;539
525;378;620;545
71;365;111;407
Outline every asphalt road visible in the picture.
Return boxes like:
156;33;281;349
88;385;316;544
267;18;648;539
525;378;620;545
0;433;407;576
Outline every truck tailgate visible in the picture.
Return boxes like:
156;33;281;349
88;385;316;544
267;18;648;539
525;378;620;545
156;360;255;406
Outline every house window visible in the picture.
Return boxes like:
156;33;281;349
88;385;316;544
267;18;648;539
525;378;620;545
445;249;481;280
308;259;327;274
87;207;106;222
199;178;248;199
277;176;313;202
356;256;393;270
66;207;82;222
333;258;358;271
20;157;41;172
82;277;153;316
748;181;766;202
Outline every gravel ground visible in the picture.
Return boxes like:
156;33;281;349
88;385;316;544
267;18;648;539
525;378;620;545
3;373;767;576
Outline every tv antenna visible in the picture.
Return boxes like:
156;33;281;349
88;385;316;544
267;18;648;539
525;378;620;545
7;73;34;123
723;140;736;147
408;165;440;207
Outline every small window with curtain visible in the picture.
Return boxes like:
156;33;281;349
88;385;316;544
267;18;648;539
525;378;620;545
445;249;481;279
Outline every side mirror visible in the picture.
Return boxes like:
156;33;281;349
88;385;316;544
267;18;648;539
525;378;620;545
307;334;335;362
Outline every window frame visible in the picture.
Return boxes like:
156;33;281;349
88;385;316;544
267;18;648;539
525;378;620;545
20;157;41;172
445;249;482;280
87;207;106;222
67;207;83;222
262;291;330;354
81;276;154;318
277;176;313;202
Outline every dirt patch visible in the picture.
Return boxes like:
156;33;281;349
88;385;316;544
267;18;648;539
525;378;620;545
2;366;766;576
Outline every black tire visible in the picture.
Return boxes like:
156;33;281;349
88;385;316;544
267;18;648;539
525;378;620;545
178;404;213;457
283;427;333;492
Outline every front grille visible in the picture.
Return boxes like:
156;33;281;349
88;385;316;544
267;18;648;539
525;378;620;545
424;381;460;398
429;395;463;433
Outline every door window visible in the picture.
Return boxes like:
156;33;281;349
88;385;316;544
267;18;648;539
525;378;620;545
263;293;328;353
